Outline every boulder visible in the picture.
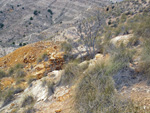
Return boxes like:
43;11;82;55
94;54;104;60
24;78;49;102
110;34;133;46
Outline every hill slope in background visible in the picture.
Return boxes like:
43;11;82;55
0;0;112;57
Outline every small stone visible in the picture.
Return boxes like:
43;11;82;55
143;106;146;110
55;109;62;113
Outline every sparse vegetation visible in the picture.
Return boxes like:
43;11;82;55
0;87;15;107
36;52;49;63
107;43;134;73
30;17;33;20
60;62;81;86
74;58;141;113
134;13;150;78
23;43;27;46
61;41;72;53
8;63;26;79
24;106;35;113
75;60;115;112
27;77;36;85
120;13;127;23
47;9;53;15
0;69;7;78
47;80;55;96
19;43;22;46
12;42;15;45
14;70;26;78
61;41;73;60
33;10;40;15
21;95;35;107
0;23;4;29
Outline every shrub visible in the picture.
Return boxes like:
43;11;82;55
132;13;150;78
1;87;15;107
21;95;35;107
23;43;27;46
27;77;36;85
14;69;26;78
60;62;81;86
61;42;72;53
28;22;31;25
134;13;150;38
74;60;140;113
8;63;26;78
15;77;26;85
36;52;48;63
61;42;73;61
14;63;24;69
47;80;55;96
14;87;24;94
47;9;53;15
120;13;127;23
12;42;15;45
8;67;15;75
0;69;7;78
24;107;35;113
0;23;4;28
19;43;22;46
75;60;115;112
140;39;150;77
107;43;134;74
30;17;33;20
33;10;40;15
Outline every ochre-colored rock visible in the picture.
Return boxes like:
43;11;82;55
55;109;62;113
95;54;104;60
34;64;45;71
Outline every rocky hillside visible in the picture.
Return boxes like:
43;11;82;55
0;0;112;57
0;0;150;113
